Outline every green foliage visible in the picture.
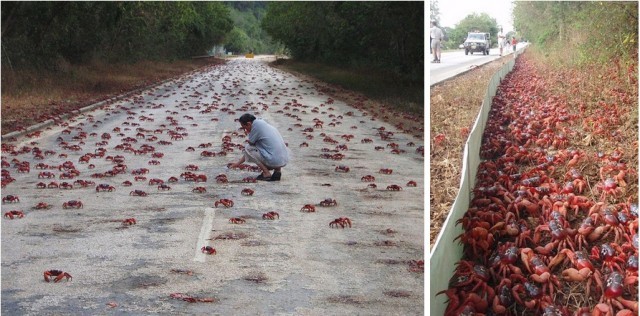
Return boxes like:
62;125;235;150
430;0;440;25
262;2;423;83
225;28;251;53
514;1;638;66
1;2;233;69
223;2;280;54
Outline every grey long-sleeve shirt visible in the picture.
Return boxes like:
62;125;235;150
247;119;289;167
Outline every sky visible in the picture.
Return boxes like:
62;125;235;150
432;0;515;32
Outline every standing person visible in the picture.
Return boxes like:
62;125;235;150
511;37;517;52
430;20;443;63
498;28;506;56
228;113;289;181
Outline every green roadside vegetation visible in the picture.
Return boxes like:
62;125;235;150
514;1;637;68
2;2;424;135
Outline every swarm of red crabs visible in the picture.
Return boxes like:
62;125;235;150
440;58;638;315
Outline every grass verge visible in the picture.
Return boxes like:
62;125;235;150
1;57;225;135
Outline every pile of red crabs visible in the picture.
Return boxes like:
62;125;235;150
440;56;638;315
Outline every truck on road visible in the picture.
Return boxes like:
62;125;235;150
463;32;491;56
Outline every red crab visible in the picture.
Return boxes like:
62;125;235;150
335;165;350;173
34;202;52;210
44;270;72;282
262;211;279;220
408;260;424;273
229;217;246;224
157;184;171;191
214;199;234;208
129;190;148;197
122;218;137;225
185;164;199;171
406;180;417;187
36;182;47;189
329;217;352;228
96;184;115;192
591;243;627;273
59;182;73;189
201;246;217;255
4;210;24;219
38;171;55;179
192;187;207;193
319;198;337;207
47;182;59;189
122;180;133;186
521;248;561;297
62;200;83;209
379;168;393;174
361;175;376;182
441;261;495;305
241;188;254;196
597;178;624;201
149;178;164;185
596;272;638;315
533;219;577;255
489;243;523;280
300;204;316;212
215;174;228;184
242;177;257;183
549;249;603;297
2;195;20;203
386;185;402;191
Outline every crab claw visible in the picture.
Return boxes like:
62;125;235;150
520;248;535;272
561;267;591;281
589;225;609;242
618;298;638;313
592;303;613;316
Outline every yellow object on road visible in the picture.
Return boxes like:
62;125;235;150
245;53;254;58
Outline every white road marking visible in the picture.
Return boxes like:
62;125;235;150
194;207;216;262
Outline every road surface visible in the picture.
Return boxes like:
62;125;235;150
1;55;424;315
429;43;528;86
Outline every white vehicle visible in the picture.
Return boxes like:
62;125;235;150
463;32;491;55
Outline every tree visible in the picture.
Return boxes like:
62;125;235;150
430;0;440;24
262;2;423;82
225;27;251;53
514;1;637;64
1;2;234;69
447;13;499;48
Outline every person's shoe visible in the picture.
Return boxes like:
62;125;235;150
256;174;271;181
267;171;281;182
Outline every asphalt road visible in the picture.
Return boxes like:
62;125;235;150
429;43;528;86
1;55;424;315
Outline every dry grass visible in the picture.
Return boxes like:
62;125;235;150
1;58;225;135
429;56;513;247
